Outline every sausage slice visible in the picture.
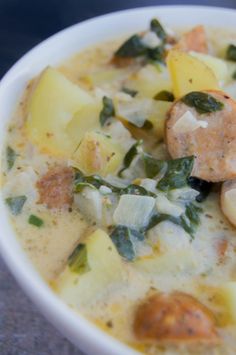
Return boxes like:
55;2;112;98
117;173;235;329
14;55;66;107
166;90;236;182
37;166;74;209
133;292;219;344
175;25;208;53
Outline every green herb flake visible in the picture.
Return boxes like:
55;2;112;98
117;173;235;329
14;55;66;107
226;44;236;61
28;214;44;227
182;91;224;114
157;156;195;191
6;146;17;171
119;140;143;176
74;169;155;197
154;90;174;102
5;195;27;215
144;201;202;239
121;87;138;97
148;45;165;64
68;244;90;274
110;225;144;261
99;96;115;126
150;18;167;41
232;70;236;80
115;35;146;58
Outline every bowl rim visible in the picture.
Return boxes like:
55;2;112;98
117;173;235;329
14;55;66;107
1;5;236;355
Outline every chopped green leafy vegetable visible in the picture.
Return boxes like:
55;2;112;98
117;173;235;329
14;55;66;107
121;87;138;97
5;195;27;215
154;90;174;102
144;201;202;238
119;140;143;176
143;153;167;179
99;96;115;126
28;214;44;227
110;225;144;261
6;146;17;171
74;169;155;197
114;19;166;64
182;92;224;114
188;176;212;202
115;35;147;58
185;203;202;227
226;44;236;61
74;171;119;193
68;244;90;274
144;154;194;191
121;184;156;197
157;156;195;191
148;45;165;63
150;18;167;41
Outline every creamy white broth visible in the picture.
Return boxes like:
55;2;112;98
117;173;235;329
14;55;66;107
3;25;236;354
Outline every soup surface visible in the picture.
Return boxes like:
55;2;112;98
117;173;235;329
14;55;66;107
3;19;236;354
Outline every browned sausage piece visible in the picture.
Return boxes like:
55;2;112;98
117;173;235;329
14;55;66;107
133;292;219;344
166;90;236;182
37;166;74;209
175;25;208;53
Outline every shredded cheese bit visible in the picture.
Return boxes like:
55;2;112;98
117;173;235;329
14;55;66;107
173;110;208;134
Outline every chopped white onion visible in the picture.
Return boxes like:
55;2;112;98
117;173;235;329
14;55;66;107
141;31;161;48
116;98;153;127
156;193;184;217
173;110;208;134
74;187;102;223
113;194;155;229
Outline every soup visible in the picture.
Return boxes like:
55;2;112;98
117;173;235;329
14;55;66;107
3;18;236;354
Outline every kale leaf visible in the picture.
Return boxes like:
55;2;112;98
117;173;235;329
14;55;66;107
182;92;224;114
68;244;90;274
99;96;115;126
110;225;144;261
226;44;236;61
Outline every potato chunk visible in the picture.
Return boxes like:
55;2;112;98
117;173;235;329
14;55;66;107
26;67;93;157
190;51;228;82
167;50;219;98
133;292;219;344
72;131;124;176
217;282;236;324
55;229;125;305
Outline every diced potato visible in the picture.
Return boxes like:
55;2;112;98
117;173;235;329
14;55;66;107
26;67;93;157
217;282;236;324
134;250;196;275
190;51;228;82
167;50;219;98
125;64;172;98
66;102;102;149
72;131;125;176
149;100;172;140
55;229;125;306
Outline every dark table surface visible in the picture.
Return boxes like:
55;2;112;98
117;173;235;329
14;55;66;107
1;1;236;354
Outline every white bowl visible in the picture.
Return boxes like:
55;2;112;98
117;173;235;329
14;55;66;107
0;5;236;355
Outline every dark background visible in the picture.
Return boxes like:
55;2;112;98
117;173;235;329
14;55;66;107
1;1;236;355
1;0;236;77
